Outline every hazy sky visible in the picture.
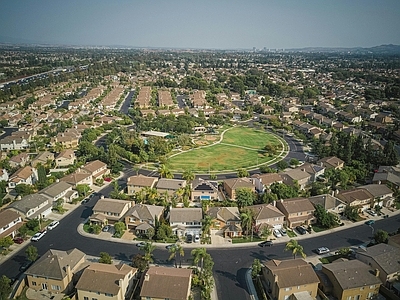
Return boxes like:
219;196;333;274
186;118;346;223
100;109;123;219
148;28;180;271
1;0;399;49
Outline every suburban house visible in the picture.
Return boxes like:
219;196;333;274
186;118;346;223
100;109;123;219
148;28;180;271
251;173;283;192
140;266;192;300
55;149;76;167
276;198;316;228
0;209;23;239
355;243;400;287
191;178;219;201
9;152;30;168
124;204;164;235
50;132;79;149
126;175;158;195
280;168;313;190
25;248;86;294
262;259;320;300
169;207;202;238
223;178;255;200
336;188;374;211
60;170;92;187
31;151;55;167
372;165;400;189
308;194;347;216
8;193;52;220
206;206;242;238
156;178;187;196
318;260;381;300
91;198;133;225
0;135;29;151
317;156;345;170
82;159;110;182
76;263;137;300
246;203;286;232
8;166;38;189
357;184;395;208
39;181;78;205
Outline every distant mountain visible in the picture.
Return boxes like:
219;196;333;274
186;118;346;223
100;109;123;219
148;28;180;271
288;44;400;54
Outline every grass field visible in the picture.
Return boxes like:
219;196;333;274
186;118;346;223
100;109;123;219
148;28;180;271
167;126;284;172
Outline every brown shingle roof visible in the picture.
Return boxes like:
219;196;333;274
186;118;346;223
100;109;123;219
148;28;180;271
140;266;192;300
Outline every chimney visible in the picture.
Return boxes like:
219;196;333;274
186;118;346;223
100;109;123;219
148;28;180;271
274;274;278;283
118;278;124;286
145;273;150;281
374;269;380;278
272;200;276;207
64;264;72;279
101;195;105;199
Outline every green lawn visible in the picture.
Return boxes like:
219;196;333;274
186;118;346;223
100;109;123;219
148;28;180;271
167;127;284;172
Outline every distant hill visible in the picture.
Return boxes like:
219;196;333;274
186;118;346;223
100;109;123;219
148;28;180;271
288;44;400;54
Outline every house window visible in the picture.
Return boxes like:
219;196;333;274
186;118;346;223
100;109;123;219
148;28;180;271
284;296;290;300
105;293;113;297
347;297;352;300
84;297;89;300
285;287;291;291
32;281;36;286
51;285;61;291
369;285;375;289
360;287;364;291
368;292;374;298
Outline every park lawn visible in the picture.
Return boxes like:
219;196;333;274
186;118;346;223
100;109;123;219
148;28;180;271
167;144;275;172
222;126;281;149
167;127;284;172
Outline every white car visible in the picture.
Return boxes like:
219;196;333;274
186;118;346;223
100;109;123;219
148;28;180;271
366;209;377;217
31;231;46;242
273;229;282;238
47;221;59;230
316;247;330;255
194;235;200;243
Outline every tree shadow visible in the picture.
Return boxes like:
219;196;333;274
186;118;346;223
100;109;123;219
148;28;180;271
114;252;130;262
346;237;365;246
215;269;237;282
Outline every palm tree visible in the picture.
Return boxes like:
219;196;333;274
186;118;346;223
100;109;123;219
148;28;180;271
140;242;156;265
144;187;158;205
168;244;185;268
182;169;195;183
201;215;213;242
158;164;173;179
285;239;306;259
240;209;254;240
191;247;208;273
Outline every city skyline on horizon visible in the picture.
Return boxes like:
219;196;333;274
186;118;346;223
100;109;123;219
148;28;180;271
1;0;400;50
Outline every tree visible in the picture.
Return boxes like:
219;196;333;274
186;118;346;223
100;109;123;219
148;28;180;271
26;245;38;262
158;164;173;179
15;184;35;196
251;259;262;279
156;223;172;241
374;229;388;244
76;184;91;197
201;215;213;241
237;168;249;178
147;227;155;240
114;221;126;236
140;242;155;265
168;244;185;268
191;247;208;274
314;204;340;229
131;254;147;272
276;160;289;171
236;187;256;208
285;239;306;259
259;226;272;239
0;236;13;249
0;275;12;300
99;252;112;264
182;169;195;183
241;209;254;240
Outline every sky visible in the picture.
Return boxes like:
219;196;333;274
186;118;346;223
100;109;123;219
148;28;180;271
1;0;399;49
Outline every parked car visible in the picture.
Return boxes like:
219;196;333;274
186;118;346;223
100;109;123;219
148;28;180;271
47;221;59;230
273;229;282;238
194;234;200;243
166;243;177;250
259;240;273;247
366;209;377;217
296;226;307;235
136;241;146;248
316;247;330;255
186;234;193;243
365;220;375;226
31;231;46;242
102;225;111;232
13;237;24;244
279;228;287;236
19;260;33;272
